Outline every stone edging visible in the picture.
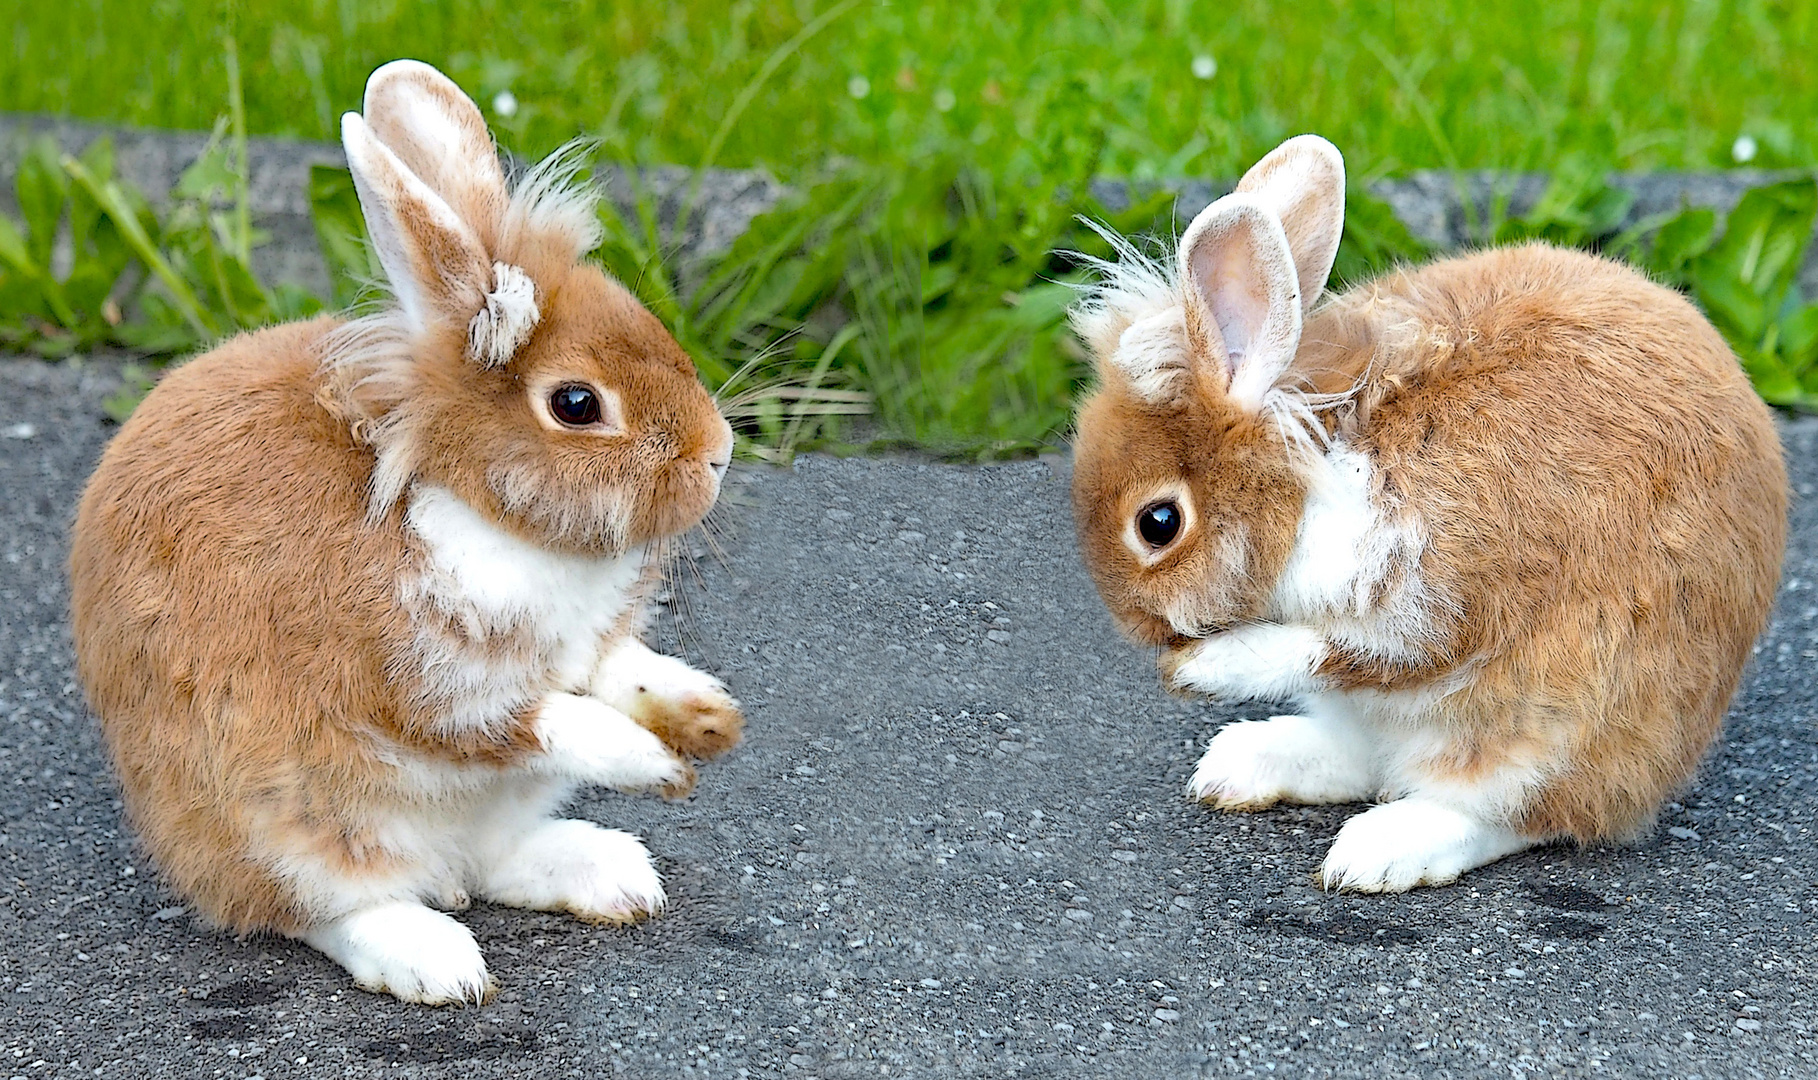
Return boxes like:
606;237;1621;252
5;113;1816;301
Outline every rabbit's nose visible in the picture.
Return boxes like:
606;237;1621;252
708;417;733;478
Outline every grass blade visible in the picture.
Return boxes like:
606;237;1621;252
224;34;253;267
62;155;217;340
677;0;861;237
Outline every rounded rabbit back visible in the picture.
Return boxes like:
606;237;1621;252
67;59;747;1003
1067;131;1788;895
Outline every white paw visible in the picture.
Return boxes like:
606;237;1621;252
1167;623;1328;702
591;638;744;759
593;638;726;703
302;902;493;1005
1319;800;1533;893
534;692;694;796
430;884;472;912
481;819;666;924
1188;715;1376;809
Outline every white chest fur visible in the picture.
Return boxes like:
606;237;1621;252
1269;444;1437;662
403;486;646;721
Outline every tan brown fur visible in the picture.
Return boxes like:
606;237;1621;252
624;689;747;761
1303;246;1783;837
68;64;736;947
1074;387;1304;645
70;301;727;931
74;322;431;932
1075;239;1786;844
325;265;727;554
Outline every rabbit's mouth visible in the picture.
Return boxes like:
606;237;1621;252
1157;640;1198;690
1156;624;1239;690
1164;623;1234;650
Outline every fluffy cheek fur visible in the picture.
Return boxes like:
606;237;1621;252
1071;383;1306;646
328;265;731;559
638;452;723;544
475;446;721;557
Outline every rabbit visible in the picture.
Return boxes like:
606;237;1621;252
1069;134;1787;892
67;60;743;1004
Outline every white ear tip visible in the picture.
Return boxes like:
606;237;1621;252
339;112;388;166
369;58;439;81
365;58;443;96
1275;134;1346;184
1177;191;1304;319
339;113;398;181
468;263;541;368
364;59;471;117
1179;193;1282;258
1282;133;1342;157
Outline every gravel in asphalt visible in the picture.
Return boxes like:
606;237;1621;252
1;355;1814;1078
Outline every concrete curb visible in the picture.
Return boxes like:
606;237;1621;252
1107;170;1816;249
6;113;1817;303
1;115;342;299
0;115;789;302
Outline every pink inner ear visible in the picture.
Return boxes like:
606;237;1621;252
1177;195;1304;410
1181;290;1234;391
1188;217;1281;383
1209;238;1272;355
1234;135;1347;317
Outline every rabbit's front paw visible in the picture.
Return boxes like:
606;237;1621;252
302;902;494;1005
1319;800;1533;893
480;819;667;925
593;640;744;759
533;692;695;797
612;730;697;800
1188;715;1377;809
628;683;744;760
1164;624;1328;702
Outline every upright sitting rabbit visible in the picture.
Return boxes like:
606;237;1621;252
68;60;742;1003
1071;135;1786;891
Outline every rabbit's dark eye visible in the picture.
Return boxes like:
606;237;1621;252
549;384;602;427
1137;501;1182;548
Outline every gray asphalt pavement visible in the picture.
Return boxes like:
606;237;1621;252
2;354;1815;1078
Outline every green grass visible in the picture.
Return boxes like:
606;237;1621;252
11;1;1815;176
6;2;1818;450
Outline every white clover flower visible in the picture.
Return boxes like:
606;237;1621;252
1192;55;1217;80
848;75;871;100
1732;134;1758;163
492;91;519;118
933;88;957;113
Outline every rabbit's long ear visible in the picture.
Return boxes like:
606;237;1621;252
1177;193;1302;411
341;112;492;336
360;60;508;235
1234;134;1345;317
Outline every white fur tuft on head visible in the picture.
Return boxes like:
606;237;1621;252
1110;307;1192;402
469;262;541;368
319;60;611;521
1068;221;1184;392
1070;134;1350;449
